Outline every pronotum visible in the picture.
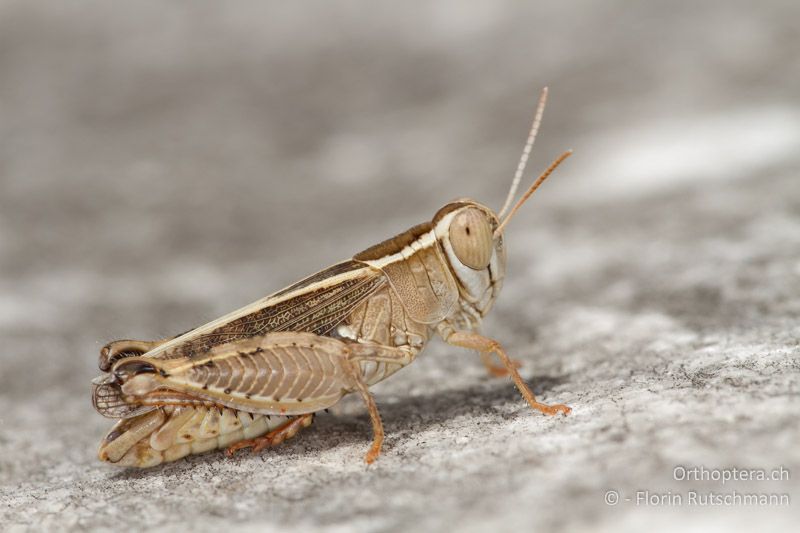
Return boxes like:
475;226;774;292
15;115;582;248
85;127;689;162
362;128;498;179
92;88;572;467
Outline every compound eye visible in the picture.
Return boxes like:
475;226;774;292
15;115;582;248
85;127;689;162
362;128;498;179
449;208;494;270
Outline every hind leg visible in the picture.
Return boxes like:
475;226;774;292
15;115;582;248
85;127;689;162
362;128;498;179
99;336;179;371
225;414;315;456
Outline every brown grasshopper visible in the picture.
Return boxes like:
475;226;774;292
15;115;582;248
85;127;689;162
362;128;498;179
92;88;572;467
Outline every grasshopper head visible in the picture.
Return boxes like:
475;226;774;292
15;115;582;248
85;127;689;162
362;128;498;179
434;200;506;315
431;88;572;316
432;145;572;316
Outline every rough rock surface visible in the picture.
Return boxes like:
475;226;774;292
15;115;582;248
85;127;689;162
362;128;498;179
1;2;798;531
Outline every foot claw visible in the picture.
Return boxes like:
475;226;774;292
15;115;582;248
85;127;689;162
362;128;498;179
540;403;571;416
364;446;380;464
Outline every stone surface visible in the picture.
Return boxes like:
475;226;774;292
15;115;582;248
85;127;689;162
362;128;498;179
0;1;798;532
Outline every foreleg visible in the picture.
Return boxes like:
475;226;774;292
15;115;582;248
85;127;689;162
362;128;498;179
444;330;570;416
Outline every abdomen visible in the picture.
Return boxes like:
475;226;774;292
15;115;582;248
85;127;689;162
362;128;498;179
98;406;294;467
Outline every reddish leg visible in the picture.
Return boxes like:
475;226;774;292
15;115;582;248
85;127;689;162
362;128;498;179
342;342;414;464
446;331;571;416
338;358;384;464
225;414;314;456
480;350;522;377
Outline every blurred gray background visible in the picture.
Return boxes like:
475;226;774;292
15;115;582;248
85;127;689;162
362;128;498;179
1;1;799;532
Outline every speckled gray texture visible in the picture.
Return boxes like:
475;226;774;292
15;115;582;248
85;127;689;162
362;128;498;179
1;2;799;532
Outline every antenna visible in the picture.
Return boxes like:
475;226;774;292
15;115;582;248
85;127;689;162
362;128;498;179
497;87;549;219
494;150;572;237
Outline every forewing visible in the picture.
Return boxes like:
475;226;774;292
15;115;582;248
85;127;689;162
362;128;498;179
148;260;387;361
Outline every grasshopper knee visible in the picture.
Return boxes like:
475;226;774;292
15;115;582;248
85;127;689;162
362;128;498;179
99;339;164;371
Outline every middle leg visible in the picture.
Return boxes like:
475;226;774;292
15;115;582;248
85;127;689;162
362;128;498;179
340;342;416;464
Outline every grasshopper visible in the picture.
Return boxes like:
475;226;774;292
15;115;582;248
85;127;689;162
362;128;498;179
92;88;572;467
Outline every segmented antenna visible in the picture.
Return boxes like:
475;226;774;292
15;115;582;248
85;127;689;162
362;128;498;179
497;87;549;219
494;149;572;237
